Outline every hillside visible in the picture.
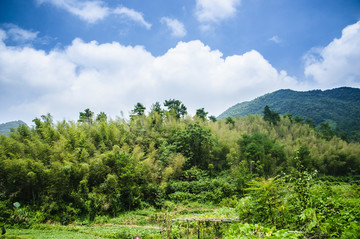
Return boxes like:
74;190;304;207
0;106;359;237
0;120;27;135
218;87;360;140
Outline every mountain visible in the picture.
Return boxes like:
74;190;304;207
0;120;27;135
218;87;360;140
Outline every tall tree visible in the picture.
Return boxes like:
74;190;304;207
164;99;187;118
225;117;235;127
79;108;94;124
150;102;163;115
195;108;208;120
96;112;107;122
132;102;146;116
318;122;335;140
209;115;217;122
174;123;213;169
263;105;280;125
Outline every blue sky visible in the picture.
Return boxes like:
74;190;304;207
0;0;360;124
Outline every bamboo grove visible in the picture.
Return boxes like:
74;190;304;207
0;101;359;237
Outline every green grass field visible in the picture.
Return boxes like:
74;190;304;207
1;204;235;239
2;225;161;239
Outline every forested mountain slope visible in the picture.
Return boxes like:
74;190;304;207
218;87;360;141
0;120;27;135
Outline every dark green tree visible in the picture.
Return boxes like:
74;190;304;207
263;105;280;125
132;102;146;116
293;116;304;124
225;117;235;127
174;123;213;169
164;99;187;118
79;108;94;124
195;108;208;120
318;122;335;140
150;101;163;115
209;115;217;122
305;118;316;128
238;133;286;177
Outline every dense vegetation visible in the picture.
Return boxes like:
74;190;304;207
0;101;359;238
218;87;360;142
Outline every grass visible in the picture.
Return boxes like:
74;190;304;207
1;204;237;239
3;225;161;239
1;228;104;239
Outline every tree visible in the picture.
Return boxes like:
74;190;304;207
150;102;163;115
209;115;217;122
318;122;335;140
195;108;208;120
79;108;94;124
305;118;316;128
293;116;304;124
174;123;213;169
131;102;146;116
263;105;280;125
225;117;235;127
245;176;285;225
96;112;107;122
164;99;187;118
238;133;286;177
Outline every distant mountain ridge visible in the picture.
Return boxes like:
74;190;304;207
0;120;27;135
218;87;360;140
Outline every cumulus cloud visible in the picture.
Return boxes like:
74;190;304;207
114;7;152;29
37;0;151;29
160;17;186;37
304;20;360;88
195;0;241;23
0;31;299;124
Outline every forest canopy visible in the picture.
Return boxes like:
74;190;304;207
0;102;359;237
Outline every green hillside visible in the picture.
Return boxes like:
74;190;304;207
1;105;360;238
218;87;360;140
0;120;27;135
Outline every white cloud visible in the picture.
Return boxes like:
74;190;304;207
0;29;6;42
114;7;152;30
269;35;281;44
0;35;299;124
37;0;110;23
160;17;186;37
195;0;241;23
4;24;39;42
304;20;360;88
37;0;152;29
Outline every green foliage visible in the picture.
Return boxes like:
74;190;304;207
209;115;217;122
150;101;163;115
164;99;187;118
237;132;286;177
0;102;359;239
263;105;280;125
174;123;214;169
224;223;303;238
132;102;146;116
78;108;94;124
219;87;360;141
225;117;235;127
195;108;208;120
96;112;107;122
